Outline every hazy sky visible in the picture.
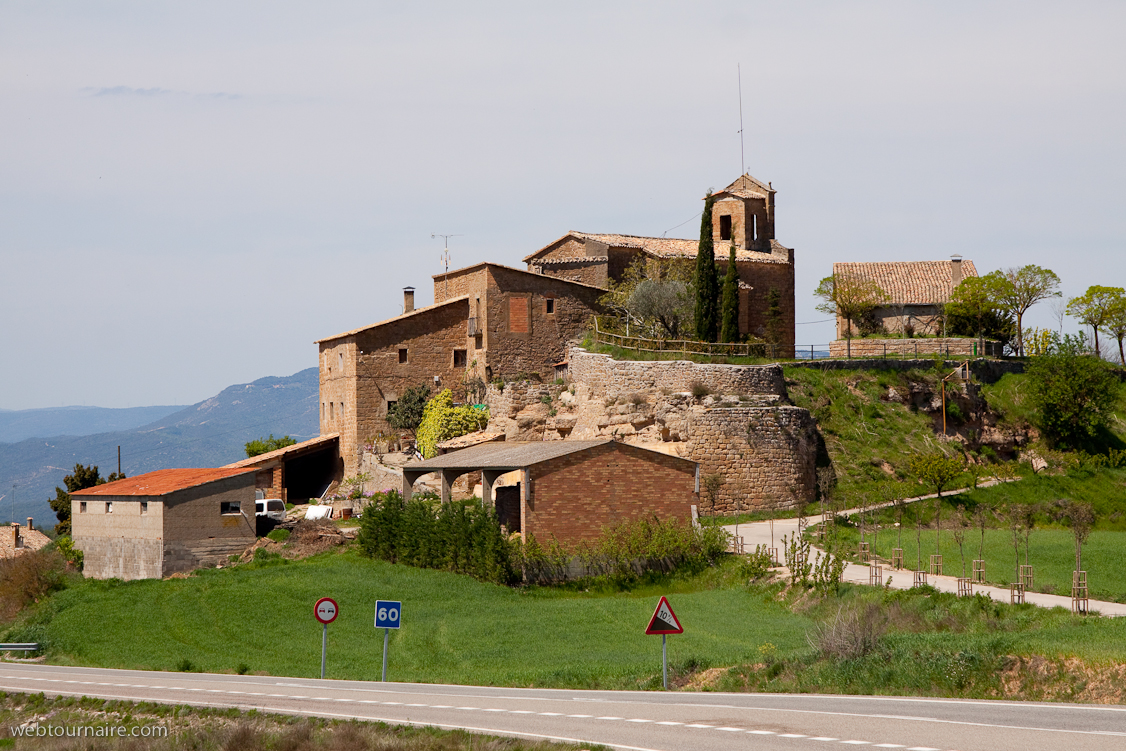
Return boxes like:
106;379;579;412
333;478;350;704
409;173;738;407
2;2;1123;410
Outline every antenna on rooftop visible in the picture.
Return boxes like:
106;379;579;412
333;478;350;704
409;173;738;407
737;63;746;177
432;233;462;299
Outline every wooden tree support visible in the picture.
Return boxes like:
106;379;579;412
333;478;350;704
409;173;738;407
869;563;882;586
972;559;985;583
929;554;943;576
1072;570;1089;615
1010;582;1025;604
913;570;928;587
1019;565;1034;590
891;548;905;569
768;547;779;566
730;536;745;555
858;542;870;563
957;578;974;597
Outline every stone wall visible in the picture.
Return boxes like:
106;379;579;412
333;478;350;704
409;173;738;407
567;346;787;397
526;442;697;543
687;406;818;514
162;475;257;575
828;338;1002;359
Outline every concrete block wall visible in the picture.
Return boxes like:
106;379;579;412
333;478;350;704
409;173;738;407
567;346;787;397
686;406;818;514
73;495;165;580
525;442;697;543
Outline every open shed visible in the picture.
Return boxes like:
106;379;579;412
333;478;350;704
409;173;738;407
403;440;699;543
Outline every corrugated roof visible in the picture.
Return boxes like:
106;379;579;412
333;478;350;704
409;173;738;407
406;440;614;470
71;468;255;497
316;296;469;344
833;260;979;306
225;434;339;468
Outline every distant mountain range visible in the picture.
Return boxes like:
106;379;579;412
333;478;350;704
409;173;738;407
0;368;320;530
0;404;189;443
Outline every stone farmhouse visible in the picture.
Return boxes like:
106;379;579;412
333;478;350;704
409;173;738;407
524;174;795;353
833;257;978;339
319;172;798;481
71;468;257;580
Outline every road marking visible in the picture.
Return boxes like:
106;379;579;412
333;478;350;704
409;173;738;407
906;748;940;750
717;727;744;732
457;707;478;711
840;743;870;746
405;703;428;707
430;705;452;709
872;745;905;748
656;721;681;725
625;718;652;723
510;710;534;714
567;714;592;718
686;724;713;728
539;712;563;716
596;716;623;720
780;733;807;738
748;730;775;734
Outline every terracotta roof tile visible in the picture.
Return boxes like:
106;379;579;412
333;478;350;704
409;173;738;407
525;232;790;264
71;468;255;497
316;296;470;344
0;525;51;558
224;434;339;469
833;260;978;306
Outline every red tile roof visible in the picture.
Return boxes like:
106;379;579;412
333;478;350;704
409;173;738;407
71;468;255;497
833;260;979;306
525;232;790;264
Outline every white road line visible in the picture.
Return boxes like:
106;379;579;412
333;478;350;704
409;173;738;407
748;730;775;735
567;714;593;718
686;724;713;728
457;707;478;711
405;703;428;707
597;716;623;720
906;748;939;750
840;742;870;746
483;708;506;712
717;727;744;732
625;719;652;723
510;710;534;714
656;721;682;725
539;712;563;716
780;733;807;738
872;745;905;748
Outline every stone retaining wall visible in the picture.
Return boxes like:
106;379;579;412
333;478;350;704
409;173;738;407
827;338;1001;359
686;406;817;514
567;346;786;397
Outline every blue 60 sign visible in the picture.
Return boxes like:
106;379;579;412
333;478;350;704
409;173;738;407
375;600;401;629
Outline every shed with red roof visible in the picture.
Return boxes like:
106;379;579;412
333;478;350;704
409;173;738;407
71;468;257;580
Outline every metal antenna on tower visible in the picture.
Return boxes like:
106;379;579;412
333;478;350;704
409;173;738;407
737;63;746;177
431;233;462;298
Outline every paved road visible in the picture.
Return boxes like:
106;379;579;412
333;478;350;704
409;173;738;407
2;664;1124;750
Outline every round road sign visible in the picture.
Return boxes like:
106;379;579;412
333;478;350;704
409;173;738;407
314;597;339;624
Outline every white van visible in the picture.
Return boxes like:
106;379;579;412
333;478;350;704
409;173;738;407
255;498;286;522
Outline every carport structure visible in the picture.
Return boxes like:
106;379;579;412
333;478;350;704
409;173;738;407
402;440;699;544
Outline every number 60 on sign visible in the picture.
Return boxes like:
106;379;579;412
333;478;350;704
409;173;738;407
375;600;401;629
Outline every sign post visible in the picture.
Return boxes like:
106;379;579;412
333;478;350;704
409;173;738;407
645;596;683;690
374;600;402;681
314;597;338;679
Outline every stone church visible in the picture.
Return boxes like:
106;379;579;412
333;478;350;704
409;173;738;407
317;173;797;477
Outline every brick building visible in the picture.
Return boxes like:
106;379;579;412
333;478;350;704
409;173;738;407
402;440;698;544
523;173;796;354
71;468;257;580
0;518;50;559
223;433;340;503
832;257;978;338
318;263;605;476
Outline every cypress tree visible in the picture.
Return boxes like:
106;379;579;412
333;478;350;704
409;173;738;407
694;193;719;342
720;244;740;342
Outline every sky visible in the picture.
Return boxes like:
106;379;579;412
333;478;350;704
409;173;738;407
2;1;1124;410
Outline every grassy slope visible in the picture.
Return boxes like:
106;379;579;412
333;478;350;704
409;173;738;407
19;551;808;687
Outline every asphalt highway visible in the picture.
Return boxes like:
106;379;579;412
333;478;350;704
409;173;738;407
2;663;1124;750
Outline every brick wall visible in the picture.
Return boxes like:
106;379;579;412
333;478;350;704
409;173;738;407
567;346;787;396
525;442;697;543
687;406;818;513
828;338;1002;358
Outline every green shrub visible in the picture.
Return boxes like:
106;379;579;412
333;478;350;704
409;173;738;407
54;536;83;570
415;389;490;458
576;516;729;581
690;380;712;398
266;528;291;543
357;491;518;585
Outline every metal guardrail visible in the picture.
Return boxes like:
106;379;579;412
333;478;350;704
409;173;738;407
0;643;40;652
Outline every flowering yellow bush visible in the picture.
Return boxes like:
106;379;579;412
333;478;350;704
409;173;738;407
416;389;489;458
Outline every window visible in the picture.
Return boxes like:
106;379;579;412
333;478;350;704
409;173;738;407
105;502;113;513
220;501;241;515
329;402;334;419
719;215;732;241
398;348;408;364
338;352;344;371
453;349;467;368
79;502;87;514
140;501;148;515
256;502;265;514
267;500;284;512
545;297;555;314
387;399;396;414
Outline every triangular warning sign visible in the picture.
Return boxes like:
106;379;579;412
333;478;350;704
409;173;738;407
645;596;683;635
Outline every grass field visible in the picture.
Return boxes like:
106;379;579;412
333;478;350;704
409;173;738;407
9;550;809;688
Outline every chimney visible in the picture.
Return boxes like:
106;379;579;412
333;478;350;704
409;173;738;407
950;255;963;287
27;517;33;531
10;523;18;548
403;287;415;313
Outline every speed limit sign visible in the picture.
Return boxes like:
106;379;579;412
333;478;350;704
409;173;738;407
375;600;401;629
315;597;338;624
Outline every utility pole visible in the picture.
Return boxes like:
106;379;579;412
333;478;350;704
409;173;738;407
118;445;121;476
431;233;462;300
